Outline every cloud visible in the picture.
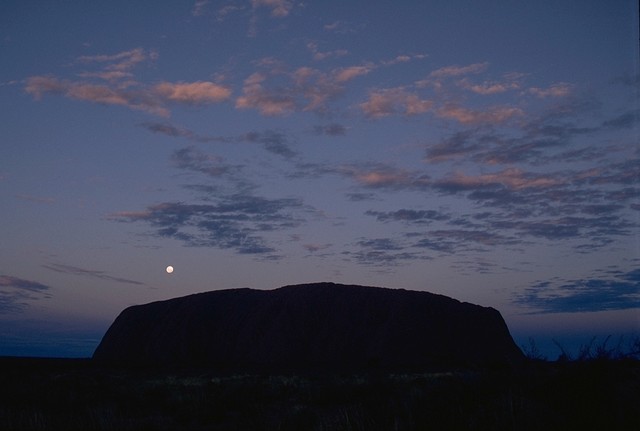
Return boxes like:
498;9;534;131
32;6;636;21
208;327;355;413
153;81;232;104
302;243;333;253
458;77;521;95
436;104;523;125
214;4;244;21
428;62;489;79
424;105;603;165
333;64;375;82
412;229;514;253
343;238;425;267
15;194;55;204
381;54;427;66
76;47;152;72
360;87;433;118
251;0;294;17
42;264;144;286
141;122;298;159
236;72;296;115
191;0;210;16
241;130;297;158
515;268;640;313
141;122;205;140
306;42;349;61
25;75;164;116
313;123;348;136
366;209;450;224
0;275;52;313
236;60;376;116
489;215;632;243
424;128;487;163
109;193;305;255
337;163;430;190
171;146;233;177
527;83;572;98
25;49;229;116
323;20;360;34
433;168;562;192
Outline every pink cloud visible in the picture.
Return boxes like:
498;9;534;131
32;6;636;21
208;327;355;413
76;48;153;72
338;164;429;189
459;78;520;95
235;72;296;115
333;64;374;82
382;53;427;65
528;83;572;98
191;0;210;16
251;0;293;17
25;76;169;116
360;88;432;118
24;76;67;99
154;81;232;104
235;61;373;115
307;42;349;61
429;62;489;78
441;168;562;190
436;104;522;125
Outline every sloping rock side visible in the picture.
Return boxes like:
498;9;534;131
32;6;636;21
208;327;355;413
93;283;524;371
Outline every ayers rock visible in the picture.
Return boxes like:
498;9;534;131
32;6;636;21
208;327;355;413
93;283;524;371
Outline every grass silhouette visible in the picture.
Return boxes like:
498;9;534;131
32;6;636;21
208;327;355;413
1;345;639;430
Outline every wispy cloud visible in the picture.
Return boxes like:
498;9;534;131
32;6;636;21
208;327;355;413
0;275;52;313
336;163;431;190
109;193;305;256
14;194;55;204
43;264;144;286
433;168;562;192
25;49;231;117
191;0;210;16
436;104;523;125
171;146;234;177
251;0;294;17
313;123;348;136
343;238;425;267
141;122;298;159
236;72;296;115
360;87;433;118
236;60;378;116
306;42;349;61
153;81;231;104
527;82;572;98
428;62;489;79
366;209;450;224
515;268;640;313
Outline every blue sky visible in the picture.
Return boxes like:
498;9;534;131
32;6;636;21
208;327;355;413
1;0;638;358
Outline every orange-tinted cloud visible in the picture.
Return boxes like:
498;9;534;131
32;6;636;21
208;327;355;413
437;168;562;191
360;88;432;118
528;83;572;98
235;72;296;115
154;81;232;104
436;104;522;125
251;0;293;17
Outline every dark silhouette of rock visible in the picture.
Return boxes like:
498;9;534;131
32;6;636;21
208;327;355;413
93;283;524;371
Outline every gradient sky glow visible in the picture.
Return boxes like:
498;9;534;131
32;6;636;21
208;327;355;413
1;0;639;358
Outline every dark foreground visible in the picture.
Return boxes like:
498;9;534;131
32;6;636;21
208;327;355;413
0;357;638;431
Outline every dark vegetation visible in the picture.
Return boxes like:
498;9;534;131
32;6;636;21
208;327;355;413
1;343;639;431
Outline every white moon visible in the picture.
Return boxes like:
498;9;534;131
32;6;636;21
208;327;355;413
166;265;174;274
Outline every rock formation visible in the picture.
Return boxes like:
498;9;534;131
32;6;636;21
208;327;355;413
93;283;523;371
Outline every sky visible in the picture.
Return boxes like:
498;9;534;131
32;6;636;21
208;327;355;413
1;0;639;359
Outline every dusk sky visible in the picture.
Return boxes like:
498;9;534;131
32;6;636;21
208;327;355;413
1;0;638;358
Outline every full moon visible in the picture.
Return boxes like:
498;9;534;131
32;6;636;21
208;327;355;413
166;265;174;274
